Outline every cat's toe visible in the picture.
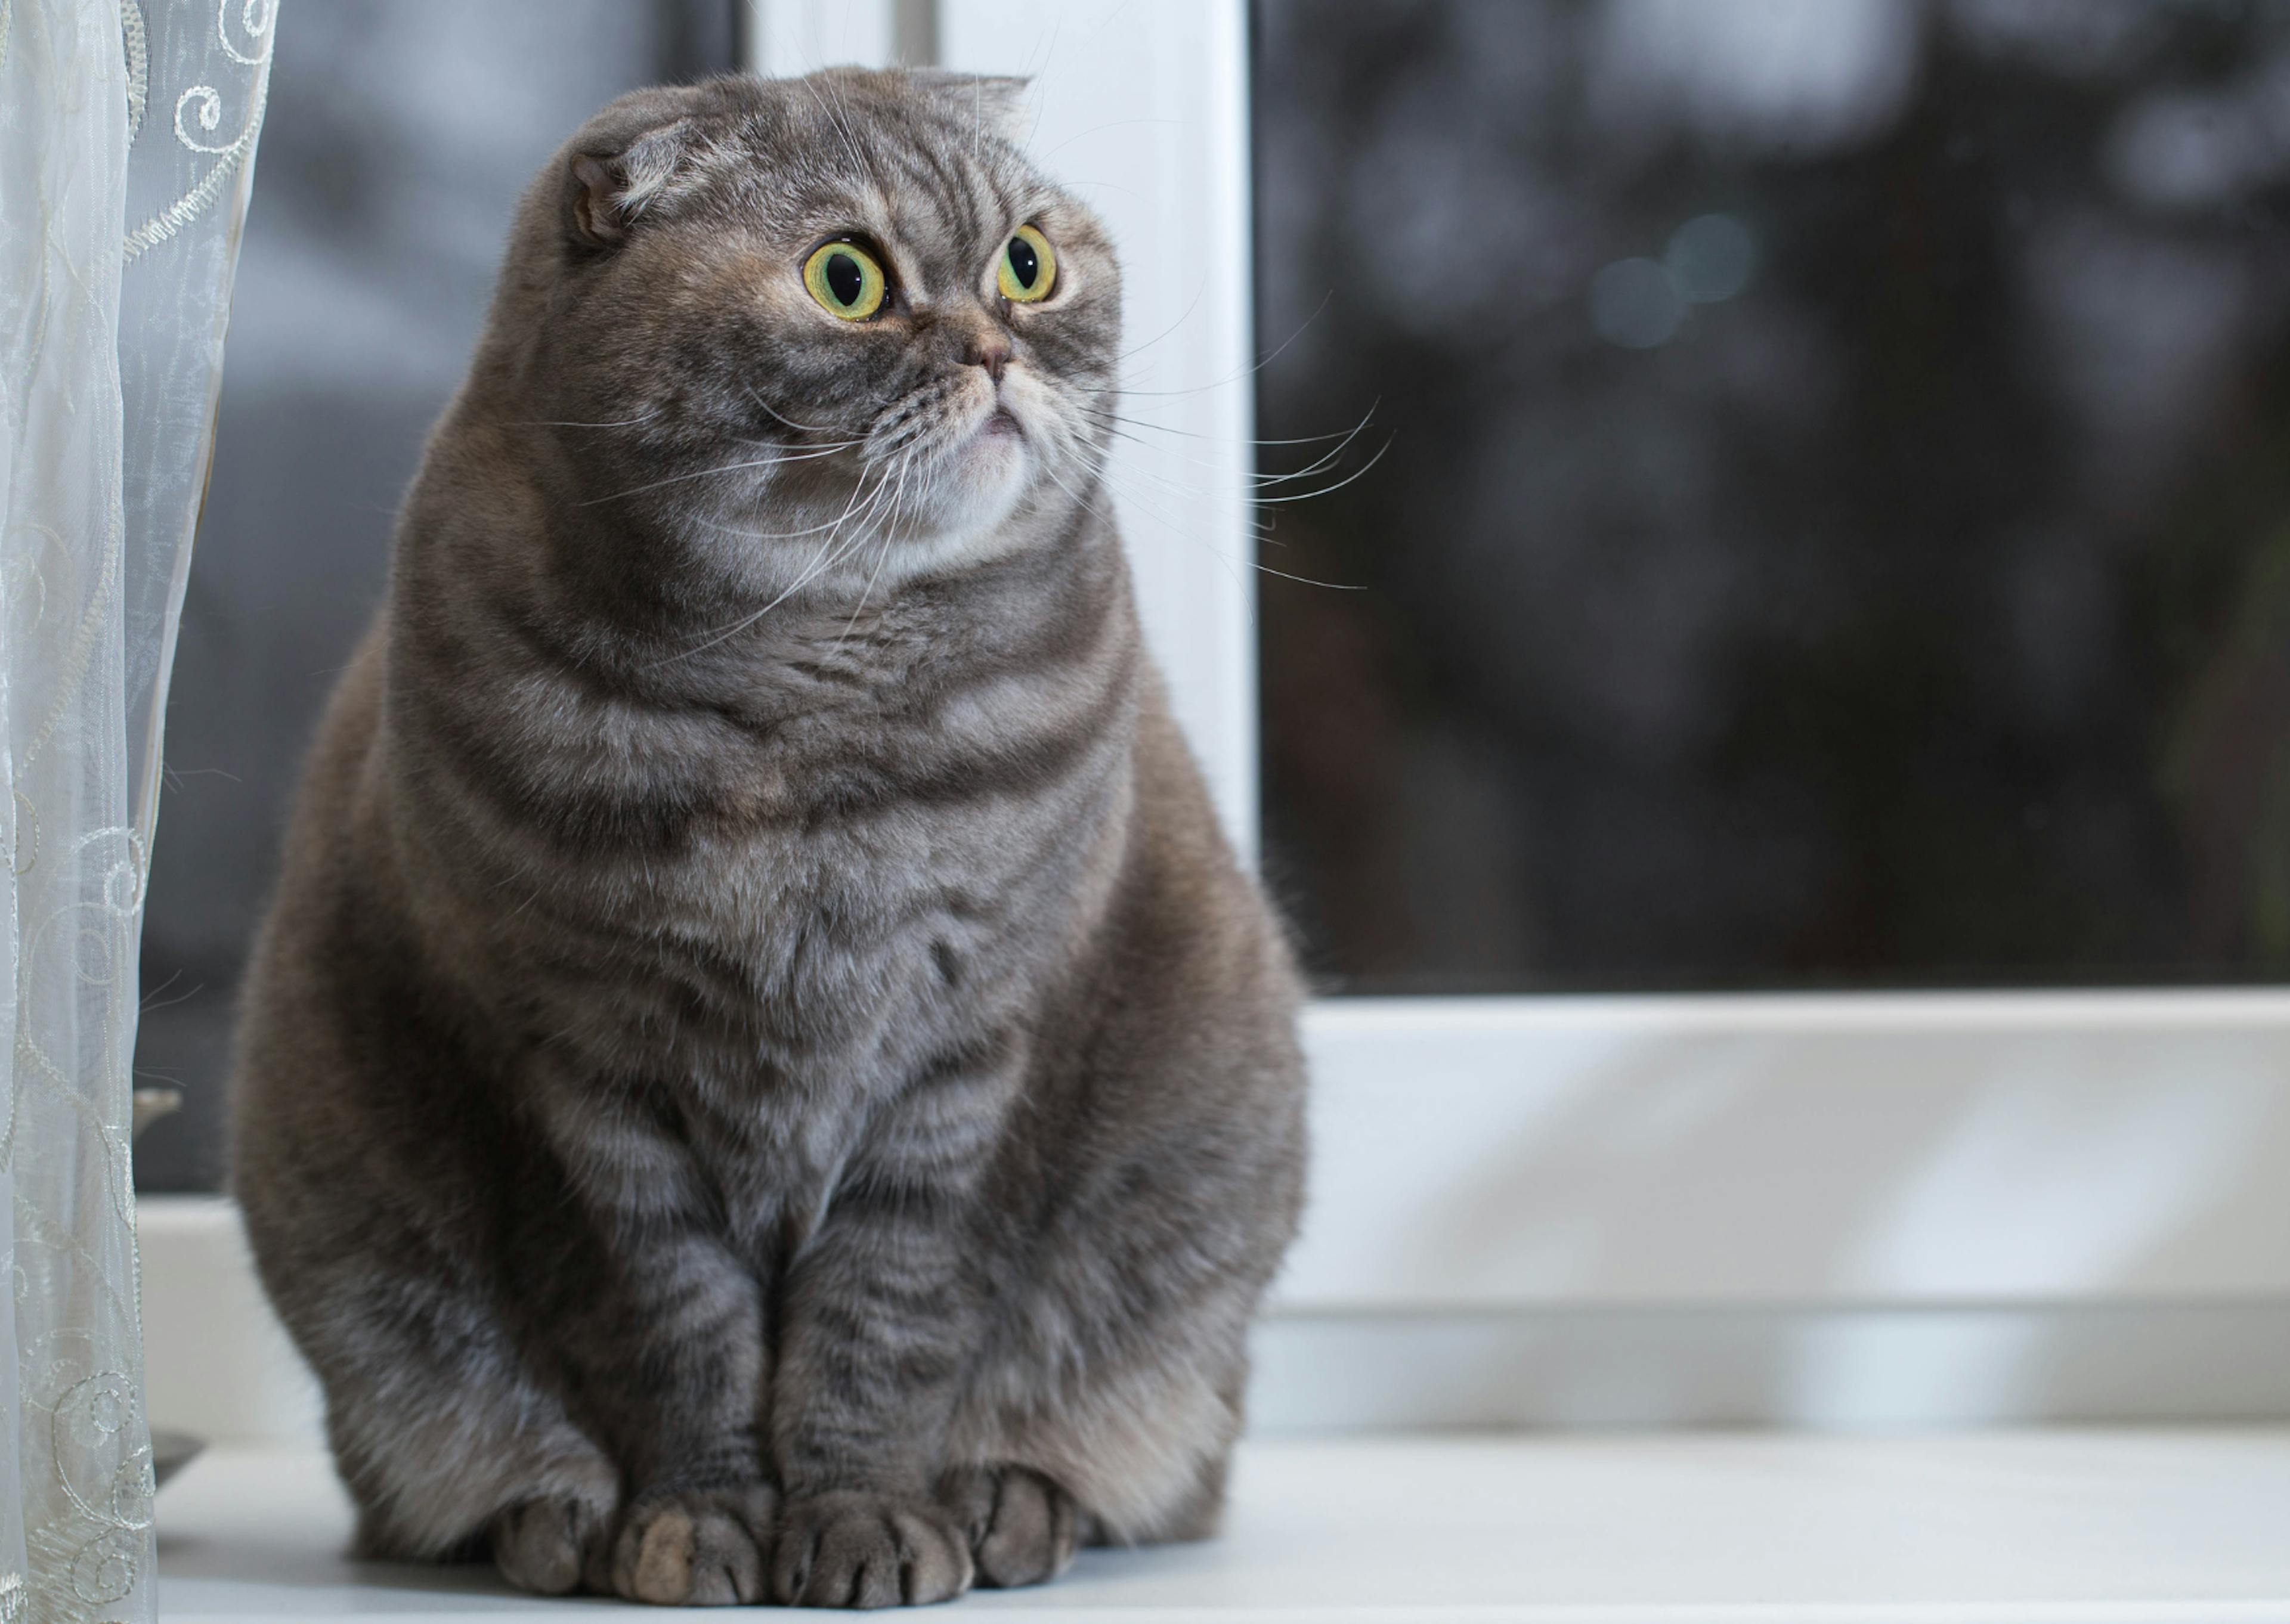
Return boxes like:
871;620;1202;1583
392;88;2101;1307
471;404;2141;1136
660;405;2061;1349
941;1465;1081;1589
772;1492;973;1608
490;1493;612;1596
608;1485;773;1606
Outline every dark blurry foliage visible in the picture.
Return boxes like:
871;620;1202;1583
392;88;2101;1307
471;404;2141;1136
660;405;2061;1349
1255;0;2290;993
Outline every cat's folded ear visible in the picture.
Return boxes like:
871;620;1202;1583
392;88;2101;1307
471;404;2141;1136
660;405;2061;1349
902;70;1032;145
565;113;704;250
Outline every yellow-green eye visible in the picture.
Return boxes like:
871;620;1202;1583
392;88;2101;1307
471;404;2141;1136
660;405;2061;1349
804;241;887;320
998;224;1056;303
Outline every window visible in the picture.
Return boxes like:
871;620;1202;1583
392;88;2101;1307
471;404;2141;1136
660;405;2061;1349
141;0;2290;1426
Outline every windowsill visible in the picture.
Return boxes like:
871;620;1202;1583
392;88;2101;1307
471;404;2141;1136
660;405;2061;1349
159;1430;2290;1620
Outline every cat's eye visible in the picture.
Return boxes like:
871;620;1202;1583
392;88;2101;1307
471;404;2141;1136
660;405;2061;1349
803;240;887;321
998;225;1057;303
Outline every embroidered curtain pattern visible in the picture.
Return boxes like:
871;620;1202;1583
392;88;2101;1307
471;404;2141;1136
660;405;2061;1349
0;1;272;1617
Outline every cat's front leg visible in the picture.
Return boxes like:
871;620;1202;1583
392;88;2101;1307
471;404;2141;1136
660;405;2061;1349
534;1216;778;1604
520;1081;778;1604
766;1179;987;1608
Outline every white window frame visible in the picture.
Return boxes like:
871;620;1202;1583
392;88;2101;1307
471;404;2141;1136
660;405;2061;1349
750;0;2290;1425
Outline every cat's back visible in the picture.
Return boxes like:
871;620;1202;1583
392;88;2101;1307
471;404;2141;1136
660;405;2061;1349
231;616;418;1261
234;615;390;1091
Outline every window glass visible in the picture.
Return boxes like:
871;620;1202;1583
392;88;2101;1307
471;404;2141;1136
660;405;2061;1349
1255;0;2290;994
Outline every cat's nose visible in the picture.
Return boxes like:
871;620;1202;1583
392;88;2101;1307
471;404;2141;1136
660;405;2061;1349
964;334;1011;382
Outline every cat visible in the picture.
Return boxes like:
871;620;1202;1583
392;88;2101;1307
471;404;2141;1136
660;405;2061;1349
228;67;1308;1609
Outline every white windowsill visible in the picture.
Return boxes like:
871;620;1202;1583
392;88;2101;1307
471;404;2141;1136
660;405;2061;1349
159;1431;2290;1621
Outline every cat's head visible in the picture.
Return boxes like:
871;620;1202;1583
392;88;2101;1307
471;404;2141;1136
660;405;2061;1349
495;70;1120;596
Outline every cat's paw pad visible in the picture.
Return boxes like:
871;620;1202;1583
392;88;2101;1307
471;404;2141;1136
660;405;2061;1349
607;1485;775;1606
940;1465;1081;1589
772;1492;973;1608
490;1492;613;1596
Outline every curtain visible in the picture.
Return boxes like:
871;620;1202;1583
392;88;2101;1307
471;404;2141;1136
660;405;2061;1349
0;1;273;1618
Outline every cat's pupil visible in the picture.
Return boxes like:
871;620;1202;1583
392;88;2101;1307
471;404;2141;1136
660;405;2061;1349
825;252;864;307
1007;237;1038;289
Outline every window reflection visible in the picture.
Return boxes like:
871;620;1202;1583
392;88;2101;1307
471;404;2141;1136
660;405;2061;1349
1255;0;2290;993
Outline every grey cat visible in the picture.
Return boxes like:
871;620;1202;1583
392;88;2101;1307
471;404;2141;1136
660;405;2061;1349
229;69;1307;1609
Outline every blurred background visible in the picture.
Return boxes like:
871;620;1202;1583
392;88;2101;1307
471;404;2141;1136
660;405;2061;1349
137;0;2290;1188
1258;0;2290;996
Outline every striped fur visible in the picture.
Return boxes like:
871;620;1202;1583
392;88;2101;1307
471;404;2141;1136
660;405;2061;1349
230;69;1307;1608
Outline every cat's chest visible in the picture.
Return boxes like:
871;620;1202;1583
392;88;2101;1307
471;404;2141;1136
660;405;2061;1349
645;854;1032;1260
592;773;1066;1076
512;629;1127;1069
644;681;1118;1007
695;819;998;1010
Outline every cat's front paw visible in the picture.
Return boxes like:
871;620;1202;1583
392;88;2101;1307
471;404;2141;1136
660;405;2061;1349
772;1491;974;1608
939;1465;1082;1588
606;1484;775;1606
490;1492;614;1596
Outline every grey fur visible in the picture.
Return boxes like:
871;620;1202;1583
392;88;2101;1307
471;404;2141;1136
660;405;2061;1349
228;68;1307;1608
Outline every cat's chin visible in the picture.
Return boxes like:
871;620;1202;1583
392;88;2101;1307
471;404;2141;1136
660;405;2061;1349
921;411;1034;534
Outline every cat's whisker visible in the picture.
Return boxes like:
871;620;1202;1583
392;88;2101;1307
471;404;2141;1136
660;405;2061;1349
1078;411;1378;491
1081;414;1367;452
1032;434;1128;538
1096;464;1367;591
1070;395;1389;510
833;453;918;650
688;500;890;543
741;386;848;438
1044;419;1366;593
1064;423;1367;527
505;408;663;430
1053;454;1261;604
1081;398;1378;451
729;433;849;453
1127;444;1391;520
747;472;895;590
1233;435;1393;510
777;517;889;629
578;441;862;507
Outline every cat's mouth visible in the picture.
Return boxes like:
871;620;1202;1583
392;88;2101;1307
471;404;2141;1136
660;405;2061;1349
949;399;1029;473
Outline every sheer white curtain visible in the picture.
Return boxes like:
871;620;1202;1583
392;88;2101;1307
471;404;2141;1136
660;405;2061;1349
0;1;271;1617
